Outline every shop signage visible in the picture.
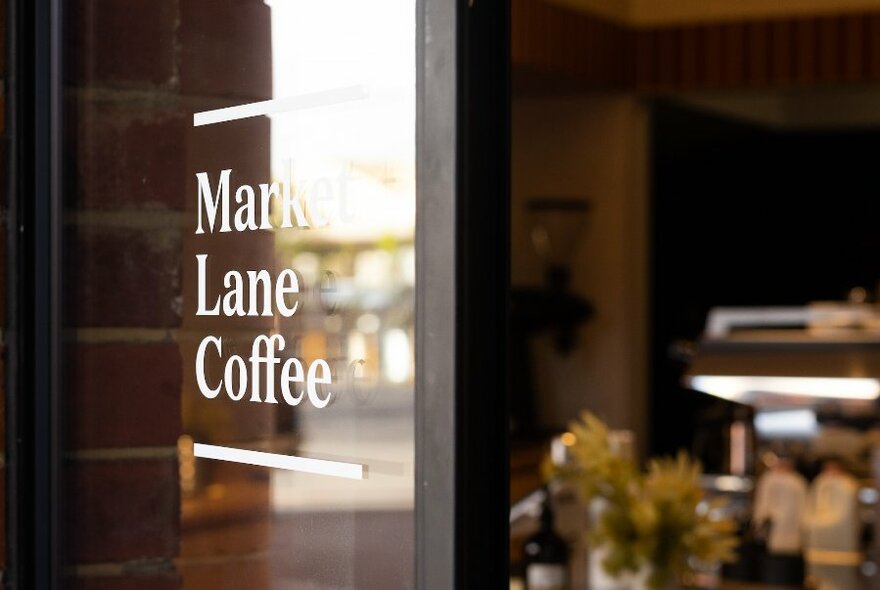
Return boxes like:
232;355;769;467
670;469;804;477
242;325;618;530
187;92;379;480
192;165;342;408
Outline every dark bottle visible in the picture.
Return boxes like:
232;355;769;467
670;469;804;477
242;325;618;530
523;494;569;590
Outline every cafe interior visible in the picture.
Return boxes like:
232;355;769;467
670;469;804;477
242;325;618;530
508;0;880;589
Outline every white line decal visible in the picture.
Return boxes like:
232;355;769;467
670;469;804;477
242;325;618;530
193;443;365;480
193;85;368;127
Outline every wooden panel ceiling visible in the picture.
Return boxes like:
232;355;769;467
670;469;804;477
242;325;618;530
545;0;880;27
513;0;880;92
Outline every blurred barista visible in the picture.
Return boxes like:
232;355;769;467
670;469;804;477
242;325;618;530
804;459;861;590
753;457;808;585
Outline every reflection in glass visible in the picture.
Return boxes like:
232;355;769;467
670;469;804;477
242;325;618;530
63;0;415;588
180;1;416;588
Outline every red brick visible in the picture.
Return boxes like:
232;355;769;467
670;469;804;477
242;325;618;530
181;516;271;559
185;115;271;193
73;101;187;210
70;227;181;328
67;459;179;563
68;0;177;88
179;558;270;590
67;344;181;449
179;0;273;100
71;572;180;590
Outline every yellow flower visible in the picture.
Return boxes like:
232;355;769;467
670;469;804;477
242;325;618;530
554;413;740;590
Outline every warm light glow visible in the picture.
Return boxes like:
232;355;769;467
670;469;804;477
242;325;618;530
177;435;196;495
347;332;367;362
754;409;819;438
689;375;880;401
711;475;753;494
383;329;411;383
560;432;576;446
356;313;381;334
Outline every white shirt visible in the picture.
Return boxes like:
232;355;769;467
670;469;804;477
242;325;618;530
804;471;860;553
753;468;808;554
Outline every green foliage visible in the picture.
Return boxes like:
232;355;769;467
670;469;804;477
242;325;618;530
553;412;739;590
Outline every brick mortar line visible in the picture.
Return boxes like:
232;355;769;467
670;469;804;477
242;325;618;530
67;86;182;107
66;209;187;229
176;329;281;342
69;328;279;343
68;328;178;343
175;550;270;567
67;446;178;461
191;438;290;453
67;558;175;578
68;86;272;112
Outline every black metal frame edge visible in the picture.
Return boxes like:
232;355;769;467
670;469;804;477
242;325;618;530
415;0;457;585
455;0;510;586
416;0;509;587
7;0;63;587
5;0;21;583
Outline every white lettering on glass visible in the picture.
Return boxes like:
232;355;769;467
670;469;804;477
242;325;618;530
195;169;231;234
193;161;359;236
193;166;356;412
194;334;335;408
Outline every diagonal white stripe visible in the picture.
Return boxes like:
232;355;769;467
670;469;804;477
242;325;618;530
193;443;365;480
193;85;368;127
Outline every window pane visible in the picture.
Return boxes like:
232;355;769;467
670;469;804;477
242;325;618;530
62;2;415;588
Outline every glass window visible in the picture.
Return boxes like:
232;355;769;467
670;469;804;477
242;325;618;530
62;1;415;587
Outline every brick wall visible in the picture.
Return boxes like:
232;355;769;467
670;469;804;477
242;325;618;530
64;1;272;588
